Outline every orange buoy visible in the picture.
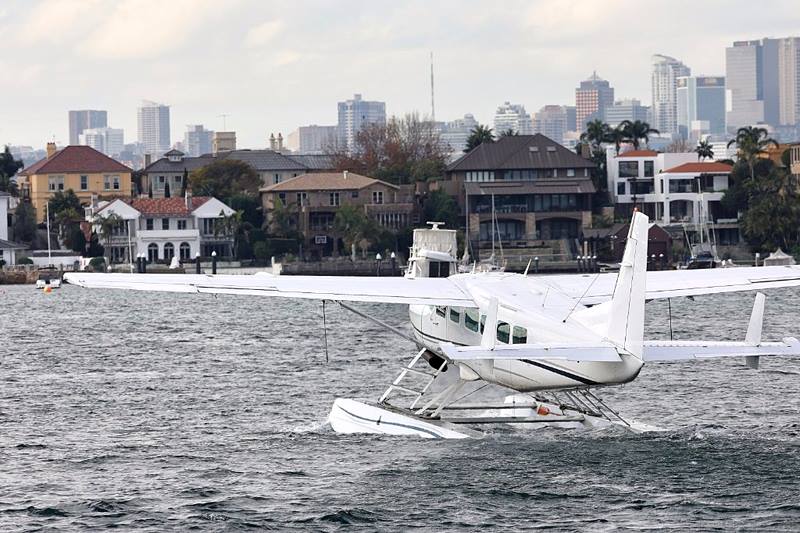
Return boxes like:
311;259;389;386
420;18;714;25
43;286;52;294
536;405;550;416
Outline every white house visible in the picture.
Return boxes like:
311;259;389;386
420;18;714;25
90;193;236;264
0;192;27;266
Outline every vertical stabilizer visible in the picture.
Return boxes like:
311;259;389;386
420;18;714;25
607;212;649;358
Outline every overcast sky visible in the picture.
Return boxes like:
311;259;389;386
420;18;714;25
2;0;799;149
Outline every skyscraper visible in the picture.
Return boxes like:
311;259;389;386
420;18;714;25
604;99;650;129
68;110;107;145
337;94;386;153
184;125;214;157
79;127;124;158
493;102;533;135
651;54;691;135
438;113;479;153
676;76;726;138
289;125;338;154
775;37;800;126
726;41;768;130
575;72;614;131
137;100;171;157
532;105;568;144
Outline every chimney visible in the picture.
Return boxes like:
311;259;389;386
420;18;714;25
269;133;276;151
46;142;57;158
277;132;283;151
185;189;192;209
343;170;348;180
144;153;152;168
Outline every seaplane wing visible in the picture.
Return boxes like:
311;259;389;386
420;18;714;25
439;342;622;362
539;265;800;305
62;272;477;308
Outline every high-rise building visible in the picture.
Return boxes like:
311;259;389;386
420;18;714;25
775;37;800;126
726;41;768;129
651;54;691;135
532;105;568;144
337;94;386;153
604;99;650;128
438;113;479;153
676;76;726;138
575;72;614;131
564;106;577;132
288;125;338;154
493;102;533;135
184;125;214;157
79;127;124;158
68;110;107;145
137;100;171;157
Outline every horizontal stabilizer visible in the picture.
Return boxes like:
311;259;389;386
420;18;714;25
643;337;800;362
440;342;622;362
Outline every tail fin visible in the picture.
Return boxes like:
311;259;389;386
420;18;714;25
606;211;649;358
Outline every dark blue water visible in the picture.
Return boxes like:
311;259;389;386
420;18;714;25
2;284;799;531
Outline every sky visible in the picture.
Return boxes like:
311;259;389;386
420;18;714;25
2;0;799;149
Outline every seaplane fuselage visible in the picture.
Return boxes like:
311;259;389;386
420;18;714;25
408;272;644;392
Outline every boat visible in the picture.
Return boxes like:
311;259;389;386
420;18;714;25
35;202;61;289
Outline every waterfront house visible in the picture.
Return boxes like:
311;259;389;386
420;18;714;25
0;192;26;265
17;143;133;222
90;193;235;264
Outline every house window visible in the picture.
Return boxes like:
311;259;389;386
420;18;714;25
162;218;169;230
619;161;639;178
566;168;575;177
330;192;340;206
644;161;654;177
146;218;154;230
163;242;175;261
372;191;383;204
617;182;626;195
103;175;119;190
48;176;64;191
274;173;280;184
177;219;187;230
296;192;307;206
202;218;215;235
80;175;88;190
278;192;286;204
179;242;191;260
147;243;159;262
351;191;359;198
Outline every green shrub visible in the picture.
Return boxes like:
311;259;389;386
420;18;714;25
17;257;33;265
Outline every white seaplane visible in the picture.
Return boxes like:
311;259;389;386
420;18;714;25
64;212;800;438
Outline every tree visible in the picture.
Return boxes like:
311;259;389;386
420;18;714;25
215;209;243;257
330;113;449;184
664;138;691;153
95;213;124;263
464;124;495;152
266;197;297;238
727;126;779;182
605;126;626;155
579;119;609;149
13;201;37;242
695;140;714;161
333;205;376;255
423;189;459;229
619;120;659;149
189;159;260;199
498;128;518;138
48;189;82;225
0;146;23;196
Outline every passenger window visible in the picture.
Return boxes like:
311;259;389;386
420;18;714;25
450;307;461;323
513;326;528;344
465;309;479;332
497;322;510;344
435;306;446;318
480;315;486;334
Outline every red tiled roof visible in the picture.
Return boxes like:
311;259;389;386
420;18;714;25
663;162;733;174
617;150;659;158
19;145;132;175
129;196;211;215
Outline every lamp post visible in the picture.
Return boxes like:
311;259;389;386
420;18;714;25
211;250;217;274
754;252;760;267
534;256;539;274
375;253;382;276
195;252;201;274
390;251;397;276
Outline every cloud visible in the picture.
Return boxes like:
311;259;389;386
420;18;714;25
245;19;284;48
15;0;101;45
78;0;220;59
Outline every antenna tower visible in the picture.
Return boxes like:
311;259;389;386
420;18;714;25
430;51;435;121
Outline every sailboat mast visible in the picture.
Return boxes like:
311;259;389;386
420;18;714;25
491;194;496;257
46;201;52;264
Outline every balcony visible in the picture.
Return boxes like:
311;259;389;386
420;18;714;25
138;229;200;240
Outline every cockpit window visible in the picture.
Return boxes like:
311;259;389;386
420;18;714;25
512;326;528;344
480;315;486;334
465;309;479;332
435;306;446;318
449;307;461;323
497;322;510;344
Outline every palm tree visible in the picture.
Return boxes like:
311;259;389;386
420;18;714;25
499;128;518;138
0;174;19;196
464;125;494;152
727;126;779;181
605;126;626;155
95;213;124;265
579;119;609;149
619;120;659;149
695;140;714;161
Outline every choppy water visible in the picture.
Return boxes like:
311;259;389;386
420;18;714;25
1;283;799;531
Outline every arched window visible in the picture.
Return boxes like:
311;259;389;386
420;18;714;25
179;242;191;260
147;243;159;262
163;242;175;262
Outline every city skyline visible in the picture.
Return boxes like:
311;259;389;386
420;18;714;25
2;0;799;149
